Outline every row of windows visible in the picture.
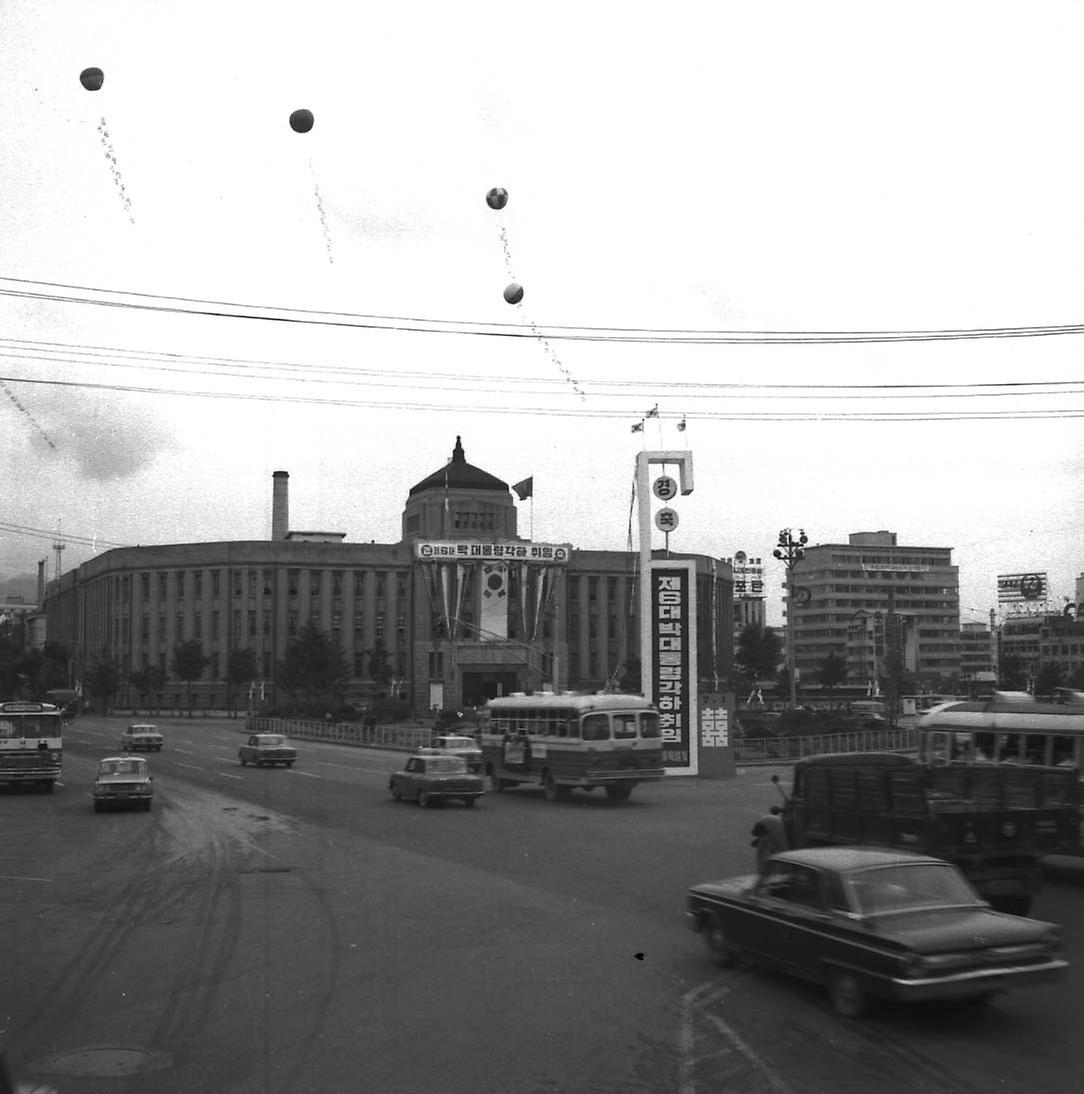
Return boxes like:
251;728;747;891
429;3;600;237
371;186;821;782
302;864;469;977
117;569;408;603
485;709;661;740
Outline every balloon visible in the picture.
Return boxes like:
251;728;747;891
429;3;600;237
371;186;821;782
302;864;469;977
80;67;104;92
503;283;524;305
289;109;314;134
486;187;509;210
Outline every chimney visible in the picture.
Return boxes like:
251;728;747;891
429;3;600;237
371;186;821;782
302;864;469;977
272;471;289;541
37;559;45;604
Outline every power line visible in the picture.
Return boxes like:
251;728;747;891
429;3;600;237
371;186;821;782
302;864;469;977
4;275;1084;346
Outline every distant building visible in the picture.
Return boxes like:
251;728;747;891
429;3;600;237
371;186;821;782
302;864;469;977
789;530;960;693
44;437;734;712
959;617;998;696
723;551;765;638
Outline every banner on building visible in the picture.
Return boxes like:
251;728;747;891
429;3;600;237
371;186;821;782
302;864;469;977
415;541;570;564
997;572;1048;605
725;550;765;599
650;562;698;774
479;563;509;640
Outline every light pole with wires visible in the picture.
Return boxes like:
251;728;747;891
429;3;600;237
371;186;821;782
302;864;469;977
774;528;808;709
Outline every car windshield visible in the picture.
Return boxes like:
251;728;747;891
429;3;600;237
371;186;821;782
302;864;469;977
101;760;144;776
848;863;982;915
439;737;477;748
131;725;157;733
426;757;467;774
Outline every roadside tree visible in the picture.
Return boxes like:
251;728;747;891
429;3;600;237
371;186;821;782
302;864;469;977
85;654;123;714
226;647;260;717
735;623;782;695
816;652;848;706
171;639;208;718
279;624;348;711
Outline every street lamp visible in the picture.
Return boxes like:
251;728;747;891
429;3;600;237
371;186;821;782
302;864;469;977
774;528;808;709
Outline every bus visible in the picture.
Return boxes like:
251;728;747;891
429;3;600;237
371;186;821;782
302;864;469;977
479;692;664;803
916;692;1084;770
0;700;64;792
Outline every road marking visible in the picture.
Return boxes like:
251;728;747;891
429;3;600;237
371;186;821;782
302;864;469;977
0;874;53;883
177;762;204;771
217;772;242;780
290;770;319;778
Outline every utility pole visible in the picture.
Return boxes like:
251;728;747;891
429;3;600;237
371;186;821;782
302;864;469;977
774;528;808;709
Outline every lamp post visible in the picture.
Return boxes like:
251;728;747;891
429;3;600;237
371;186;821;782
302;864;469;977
774;528;808;709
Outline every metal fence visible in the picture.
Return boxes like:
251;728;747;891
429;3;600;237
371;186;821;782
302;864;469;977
246;717;434;752
735;726;918;765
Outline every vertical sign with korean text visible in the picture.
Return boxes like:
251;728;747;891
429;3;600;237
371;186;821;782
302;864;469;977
651;562;698;775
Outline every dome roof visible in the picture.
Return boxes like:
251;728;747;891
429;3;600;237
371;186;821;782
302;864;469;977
408;437;509;496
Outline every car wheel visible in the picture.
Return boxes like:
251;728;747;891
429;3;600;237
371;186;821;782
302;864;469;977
391;784;402;801
702;916;737;968
418;790;433;808
93;801;103;813
826;968;869;1019
463;797;476;808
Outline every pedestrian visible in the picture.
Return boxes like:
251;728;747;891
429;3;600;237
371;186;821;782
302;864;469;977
751;808;789;875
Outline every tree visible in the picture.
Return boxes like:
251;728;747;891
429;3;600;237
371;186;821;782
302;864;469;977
171;639;208;718
226;647;260;717
278;624;348;708
85;655;122;714
999;654;1027;691
129;669;151;713
816;652;848;705
368;638;392;697
735;623;783;693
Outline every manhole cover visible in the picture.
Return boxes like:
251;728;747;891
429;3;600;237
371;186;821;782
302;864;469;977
36;1045;172;1077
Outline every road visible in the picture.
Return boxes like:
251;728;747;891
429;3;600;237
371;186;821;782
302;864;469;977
1;716;1082;1093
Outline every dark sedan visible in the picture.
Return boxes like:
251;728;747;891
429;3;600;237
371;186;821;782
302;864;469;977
686;847;1066;1018
239;733;297;768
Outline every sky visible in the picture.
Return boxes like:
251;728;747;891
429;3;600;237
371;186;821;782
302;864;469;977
1;1;1082;627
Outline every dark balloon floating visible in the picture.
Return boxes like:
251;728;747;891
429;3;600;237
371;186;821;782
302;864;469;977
486;187;509;210
80;67;104;92
503;283;524;305
289;109;315;134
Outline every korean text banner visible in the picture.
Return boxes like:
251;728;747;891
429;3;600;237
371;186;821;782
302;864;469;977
651;567;691;770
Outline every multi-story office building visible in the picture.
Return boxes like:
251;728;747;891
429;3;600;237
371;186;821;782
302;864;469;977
959;618;998;695
45;438;734;713
789;530;960;692
723;551;766;639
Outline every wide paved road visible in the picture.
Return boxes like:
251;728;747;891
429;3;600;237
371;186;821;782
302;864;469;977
1;716;1082;1093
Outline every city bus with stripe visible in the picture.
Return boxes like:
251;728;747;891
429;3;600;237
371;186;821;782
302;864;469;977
0;700;64;792
479;692;664;802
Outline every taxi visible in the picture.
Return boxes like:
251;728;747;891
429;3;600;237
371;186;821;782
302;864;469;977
93;756;154;812
389;749;485;808
119;722;164;752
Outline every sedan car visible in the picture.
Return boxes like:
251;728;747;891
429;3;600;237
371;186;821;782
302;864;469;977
238;733;297;768
431;734;484;772
119;722;164;752
686;847;1066;1018
389;751;485;808
93;756;154;812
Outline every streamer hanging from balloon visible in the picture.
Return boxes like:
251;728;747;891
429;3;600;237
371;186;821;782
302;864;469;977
80;68;134;223
288;108;333;264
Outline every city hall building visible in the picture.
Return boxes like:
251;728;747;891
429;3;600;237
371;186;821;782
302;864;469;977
45;438;734;717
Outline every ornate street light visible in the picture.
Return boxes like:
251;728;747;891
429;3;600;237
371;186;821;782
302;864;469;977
774;528;808;709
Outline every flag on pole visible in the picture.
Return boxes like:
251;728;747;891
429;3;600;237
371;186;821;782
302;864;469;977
631;421;644;433
677;416;687;432
646;405;659;418
512;476;533;500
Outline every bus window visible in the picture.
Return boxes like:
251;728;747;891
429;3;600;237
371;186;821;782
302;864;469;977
1024;734;1050;765
562;718;578;739
974;732;997;762
613;714;636;739
582;714;610;741
926;732;952;764
998;733;1022;763
1052;736;1077;766
640;712;661;739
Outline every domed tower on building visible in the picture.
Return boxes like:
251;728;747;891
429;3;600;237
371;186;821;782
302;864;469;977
402;435;517;541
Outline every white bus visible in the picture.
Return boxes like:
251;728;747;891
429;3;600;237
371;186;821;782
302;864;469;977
480;692;663;803
0;700;64;792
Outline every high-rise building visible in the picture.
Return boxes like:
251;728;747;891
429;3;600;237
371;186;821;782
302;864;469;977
788;530;960;693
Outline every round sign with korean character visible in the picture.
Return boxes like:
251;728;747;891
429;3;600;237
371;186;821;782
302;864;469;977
653;475;678;501
655;507;679;533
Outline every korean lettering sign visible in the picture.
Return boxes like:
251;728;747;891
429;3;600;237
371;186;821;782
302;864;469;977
652;568;690;768
414;541;570;564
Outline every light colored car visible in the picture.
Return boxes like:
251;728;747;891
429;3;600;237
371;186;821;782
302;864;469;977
93;756;154;812
120;722;164;752
239;733;298;768
431;734;483;772
389;751;485;808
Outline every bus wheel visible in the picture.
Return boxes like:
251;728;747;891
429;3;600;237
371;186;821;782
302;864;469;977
605;783;632;803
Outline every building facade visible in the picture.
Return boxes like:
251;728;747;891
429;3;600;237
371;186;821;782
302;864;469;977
45;438;734;713
788;530;960;693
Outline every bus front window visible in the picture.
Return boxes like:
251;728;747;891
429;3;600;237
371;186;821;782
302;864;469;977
582;714;609;741
640;712;661;739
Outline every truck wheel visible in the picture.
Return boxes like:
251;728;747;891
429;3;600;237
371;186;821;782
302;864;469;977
826;969;869;1018
418;790;433;808
605;783;632;803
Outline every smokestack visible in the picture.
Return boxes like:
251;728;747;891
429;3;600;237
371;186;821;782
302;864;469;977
37;559;45;605
272;471;289;541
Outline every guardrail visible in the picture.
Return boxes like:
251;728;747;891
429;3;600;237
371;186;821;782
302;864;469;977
735;726;918;765
246;717;434;752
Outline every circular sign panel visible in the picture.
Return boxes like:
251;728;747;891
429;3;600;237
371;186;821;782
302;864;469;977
653;475;678;501
655;507;679;532
1020;574;1044;600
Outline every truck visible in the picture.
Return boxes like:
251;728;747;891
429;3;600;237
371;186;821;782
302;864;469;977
771;752;1080;915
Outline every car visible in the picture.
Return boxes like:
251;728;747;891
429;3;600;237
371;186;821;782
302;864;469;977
389;751;485;808
93;755;154;812
239;733;297;768
686;847;1067;1018
431;733;483;772
119;722;164;752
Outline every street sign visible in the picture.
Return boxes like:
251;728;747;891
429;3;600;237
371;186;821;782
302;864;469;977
653;475;678;501
655;507;679;532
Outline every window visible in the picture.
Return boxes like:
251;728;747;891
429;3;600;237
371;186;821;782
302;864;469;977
640;712;661;739
582;714;609;741
193;572;203;598
613;713;637;739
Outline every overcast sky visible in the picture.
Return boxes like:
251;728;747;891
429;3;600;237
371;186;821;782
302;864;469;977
2;2;1082;626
